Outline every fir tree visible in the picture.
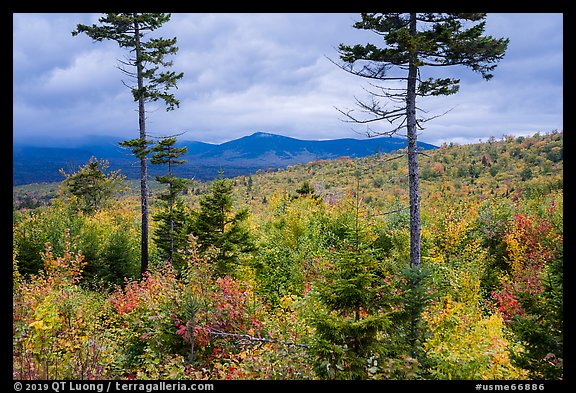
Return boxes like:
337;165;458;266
309;178;389;379
191;171;254;276
150;136;190;271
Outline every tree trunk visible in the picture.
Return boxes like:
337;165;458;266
407;13;421;271
134;15;149;276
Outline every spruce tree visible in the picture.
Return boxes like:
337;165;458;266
191;171;253;276
336;13;509;270
73;13;184;276
310;242;389;379
309;177;389;379
150;136;190;271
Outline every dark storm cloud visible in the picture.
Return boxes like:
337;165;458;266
13;13;563;146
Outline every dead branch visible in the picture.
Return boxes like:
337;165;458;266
208;329;311;349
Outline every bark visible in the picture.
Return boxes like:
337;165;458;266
134;15;149;275
407;13;421;271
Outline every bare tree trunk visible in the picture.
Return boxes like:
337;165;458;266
169;160;174;263
407;13;421;271
134;15;149;276
187;316;196;363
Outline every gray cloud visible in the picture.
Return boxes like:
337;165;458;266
13;13;563;146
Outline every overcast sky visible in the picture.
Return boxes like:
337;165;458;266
13;13;563;147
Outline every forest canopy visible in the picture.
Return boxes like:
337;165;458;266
13;130;563;380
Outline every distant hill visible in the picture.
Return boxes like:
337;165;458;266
12;132;437;186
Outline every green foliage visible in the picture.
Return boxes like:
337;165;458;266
475;197;516;297
308;242;434;379
96;222;141;285
342;12;509;84
293;180;321;201
58;157;126;215
152;200;192;272
150;136;191;270
307;189;394;379
390;266;436;363
337;12;508;271
72;13;184;111
13;200;140;285
119;138;153;160
73;13;184;277
190;172;254;276
308;245;390;379
251;192;330;306
12;130;563;380
13;204;84;277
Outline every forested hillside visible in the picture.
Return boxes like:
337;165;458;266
12;132;437;185
13;130;563;381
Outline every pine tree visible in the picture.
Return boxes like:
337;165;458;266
73;13;184;276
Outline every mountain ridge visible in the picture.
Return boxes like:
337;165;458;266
13;132;437;186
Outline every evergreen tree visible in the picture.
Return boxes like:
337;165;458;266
150;136;190;271
58;157;125;215
309;178;389;379
508;252;563;379
310;243;390;379
293;180;321;202
191;171;254;276
309;171;436;379
336;13;509;270
389;265;435;373
73;13;184;276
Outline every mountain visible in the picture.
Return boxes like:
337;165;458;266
194;132;436;164
12;132;437;186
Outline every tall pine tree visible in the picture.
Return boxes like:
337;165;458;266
336;13;508;270
73;13;184;276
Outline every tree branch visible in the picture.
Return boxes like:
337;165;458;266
372;206;410;217
208;329;311;349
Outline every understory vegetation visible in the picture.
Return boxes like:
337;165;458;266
13;131;563;380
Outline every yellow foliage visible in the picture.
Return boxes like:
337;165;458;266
41;229;86;284
13;246;21;288
424;296;528;380
279;293;298;311
504;232;526;275
29;320;49;330
436;201;480;252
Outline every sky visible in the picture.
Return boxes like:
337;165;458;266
13;13;563;147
